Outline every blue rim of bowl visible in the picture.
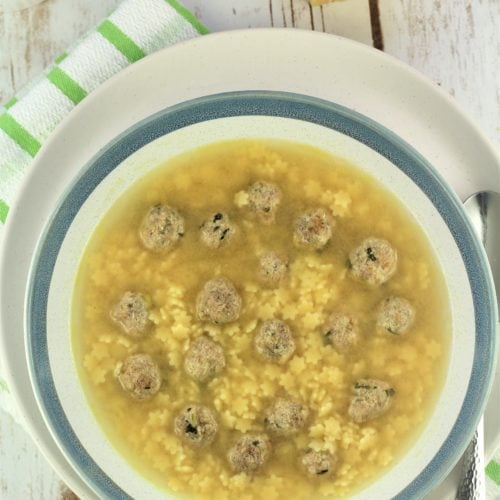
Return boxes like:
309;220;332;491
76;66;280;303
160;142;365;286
26;91;497;500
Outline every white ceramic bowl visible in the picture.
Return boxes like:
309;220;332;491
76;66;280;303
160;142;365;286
25;92;497;499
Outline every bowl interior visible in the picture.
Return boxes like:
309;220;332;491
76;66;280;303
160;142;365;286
26;92;497;500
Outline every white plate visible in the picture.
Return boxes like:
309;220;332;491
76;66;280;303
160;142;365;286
1;29;499;499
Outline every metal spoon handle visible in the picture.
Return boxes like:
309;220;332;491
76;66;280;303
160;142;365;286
455;417;485;500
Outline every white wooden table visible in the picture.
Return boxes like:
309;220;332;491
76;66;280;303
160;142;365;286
0;0;499;498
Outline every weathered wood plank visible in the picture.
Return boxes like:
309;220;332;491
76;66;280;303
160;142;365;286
280;0;294;27
320;0;373;44
0;0;376;103
183;0;272;30
0;0;120;102
268;0;285;28
0;410;69;499
289;0;315;30
379;0;500;148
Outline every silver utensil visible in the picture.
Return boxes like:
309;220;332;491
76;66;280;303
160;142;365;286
455;420;485;500
457;191;500;500
465;192;500;290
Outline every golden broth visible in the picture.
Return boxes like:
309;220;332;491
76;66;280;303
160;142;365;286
73;140;450;499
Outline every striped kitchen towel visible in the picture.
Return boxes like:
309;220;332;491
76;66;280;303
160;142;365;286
0;0;205;414
0;0;206;237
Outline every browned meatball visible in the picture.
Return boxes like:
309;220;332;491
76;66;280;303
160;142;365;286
323;312;359;351
301;449;338;477
293;208;333;250
139;204;184;251
200;212;237;249
110;291;151;337
349;238;397;286
246;181;282;223
258;251;288;286
227;434;271;473
196;277;242;324
377;296;415;335
254;320;296;363
184;336;226;382
115;354;161;399
174;405;218;448
264;397;309;436
348;379;395;423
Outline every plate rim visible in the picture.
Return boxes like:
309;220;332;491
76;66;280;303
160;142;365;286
26;90;498;500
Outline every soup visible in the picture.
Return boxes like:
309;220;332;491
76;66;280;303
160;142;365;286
73;140;450;499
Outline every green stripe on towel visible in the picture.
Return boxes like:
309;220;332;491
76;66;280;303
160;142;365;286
486;460;500;485
164;0;209;34
97;20;145;63
0;113;41;157
54;52;68;64
47;67;87;104
0;199;8;224
4;97;18;109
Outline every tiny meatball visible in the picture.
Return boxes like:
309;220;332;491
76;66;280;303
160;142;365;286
254;320;296;363
227;434;272;473
264;397;309;436
139;204;184;251
258;251;288;286
196;277;242;324
184;336;226;382
377;296;415;335
349;238;397;286
293;208;333;250
246;181;282;223
348;379;395;423
200;212;237;249
110;291;151;337
174;405;218;448
301;449;338;477
323;312;359;351
115;354;161;399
